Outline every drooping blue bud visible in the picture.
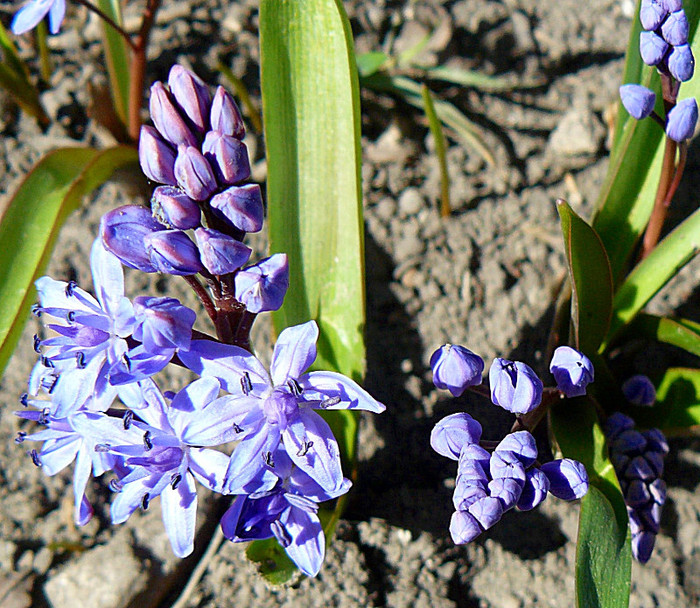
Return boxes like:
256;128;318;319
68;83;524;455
139;126;177;185
151;186;201;230
489;358;543;414
619;84;657;120
202;131;251;186
174;145;217;201
144;230;204;275
603;412;635;440
210;86;245;139
517;468;550;511
168;65;211;134
621;374;657;406
234;253;289;313
210;184;264;233
640;0;668;30
489;450;527;485
449;510;482;544
540;458;589;500
453;480;488;511
549;346;594;397
100;205;164;272
488;477;522;510
639;30;669;67
662;0;682;12
668;44;695;82
661;9;689;46
429;344;484;397
665;97;698;141
133;296;196;351
494;431;538;467
467;496;503;530
194;227;252;276
632;531;656;564
149;82;198;148
430;412;482;460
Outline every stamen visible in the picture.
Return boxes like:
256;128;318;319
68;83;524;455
233;423;243;434
171;473;182;490
46;375;59;395
319;396;341;409
39;407;50;424
263;451;275;468
141;493;150;510
287;378;303;396
33;334;41;354
109;479;123;493
31;303;42;317
20;393;28;407
241;372;252;396
75;352;86;369
122;353;131;372
15;431;26;444
95;444;112;453
65;281;77;297
29;449;42;467
41;356;54;368
143;431;153;451
296;440;314;457
123;410;133;430
67;311;76;323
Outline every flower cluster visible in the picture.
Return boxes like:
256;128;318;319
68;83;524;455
604;413;668;563
619;0;698;141
102;65;288;314
429;344;591;544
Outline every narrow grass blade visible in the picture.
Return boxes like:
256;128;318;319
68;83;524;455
0;146;138;377
96;0;130;125
421;65;543;91
355;51;390;78
421;84;451;216
623;313;700;358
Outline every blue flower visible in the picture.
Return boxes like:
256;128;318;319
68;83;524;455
489;358;543;414
179;320;386;495
549;346;594;397
12;0;65;35
430;344;484;397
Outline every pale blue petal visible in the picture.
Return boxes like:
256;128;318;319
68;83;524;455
270;321;318;386
47;0;65;33
161;471;197;558
301;371;386;413
280;506;324;577
178;394;263;446
224;423;280;494
35;276;100;313
168;377;221;432
39;436;79;475
188;448;230;493
108;346;172;385
12;0;53;35
90;238;125;317
52;355;104;418
75;494;93;526
73;443;93;524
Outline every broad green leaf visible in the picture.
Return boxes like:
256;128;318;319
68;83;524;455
623;368;700;432
604;206;700;348
421;84;450;217
556;200;613;355
0;146;138;377
421;65;542;91
551;397;631;608
259;0;364;583
361;72;495;166
623;313;700;359
96;0;130;125
355;51;390;77
0;21;48;125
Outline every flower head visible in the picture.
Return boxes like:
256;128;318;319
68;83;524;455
489;358;543;414
549;346;594;397
430;344;484;397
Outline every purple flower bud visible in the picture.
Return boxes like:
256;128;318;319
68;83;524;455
430;412;482;460
149;82;198;148
430;344;484;397
668;44;695;82
459;443;491;466
626;479;652;508
151;186;201;230
603;412;635;440
457;460;490;483
549;346;595;397
668;101;699;145
194;227;252;276
640;0;668;30
202;131;251;186
619;84;657;120
168;65;211;133
489;451;527;485
453;480;488;511
210;184;264;233
639;30;669;67
139;126;177;185
662;0;682;12
494;431;538;467
625;455;655;481
661;9;689;46
144;230;204;275
100;205;164;272
642;428;669;455
517;468;550;511
489;358;543;414
210;86;245;139
648;478;666;504
610;452;631;471
631;531;656;563
540;458;588;500
467;496;503;530
133;296;196;351
449;510;482;544
174;145;218;201
644;450;664;477
622;374;657;406
488;477;523;511
611;429;647;453
234;253;289;313
639;502;662;533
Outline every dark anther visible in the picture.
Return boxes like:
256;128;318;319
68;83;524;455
123;410;133;430
29;449;42;467
122;353;131;372
39;407;50;424
31;303;42;317
241;372;252;396
319;396;341;409
141;493;150;510
263;451;275;468
171;473;182;490
33;334;42;354
287;378;303;396
75;352;86;369
233;423;243;434
41;356;54;368
109;479;123;493
20;393;28;407
65;281;77;297
46;374;59;395
67;311;76;323
143;431;153;451
95;443;111;453
296;440;314;457
15;432;26;444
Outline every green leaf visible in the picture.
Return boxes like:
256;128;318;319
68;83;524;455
0;146;138;377
355;51;390;78
421;84;450;217
258;0;365;583
0;20;48;125
624;313;700;358
245;537;298;585
556;200;613;355
96;0;130;125
421;65;542;91
604;206;700;348
550;397;631;608
361;72;495;166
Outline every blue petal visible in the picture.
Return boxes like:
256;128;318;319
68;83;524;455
161;471;197;558
47;0;65;33
223;422;281;494
108;345;172;385
90;238;126;318
188;448;230;493
270;321;318;386
301;371;386;413
39;436;79;475
35;276;100;313
73;443;93;525
11;0;53;35
177;394;263;446
279;506;325;577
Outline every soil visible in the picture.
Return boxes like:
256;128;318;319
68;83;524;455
1;0;699;607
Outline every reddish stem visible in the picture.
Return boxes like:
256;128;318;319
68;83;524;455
183;275;217;324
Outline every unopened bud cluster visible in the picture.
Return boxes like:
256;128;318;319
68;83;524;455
620;0;698;141
604;412;668;563
429;344;592;544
